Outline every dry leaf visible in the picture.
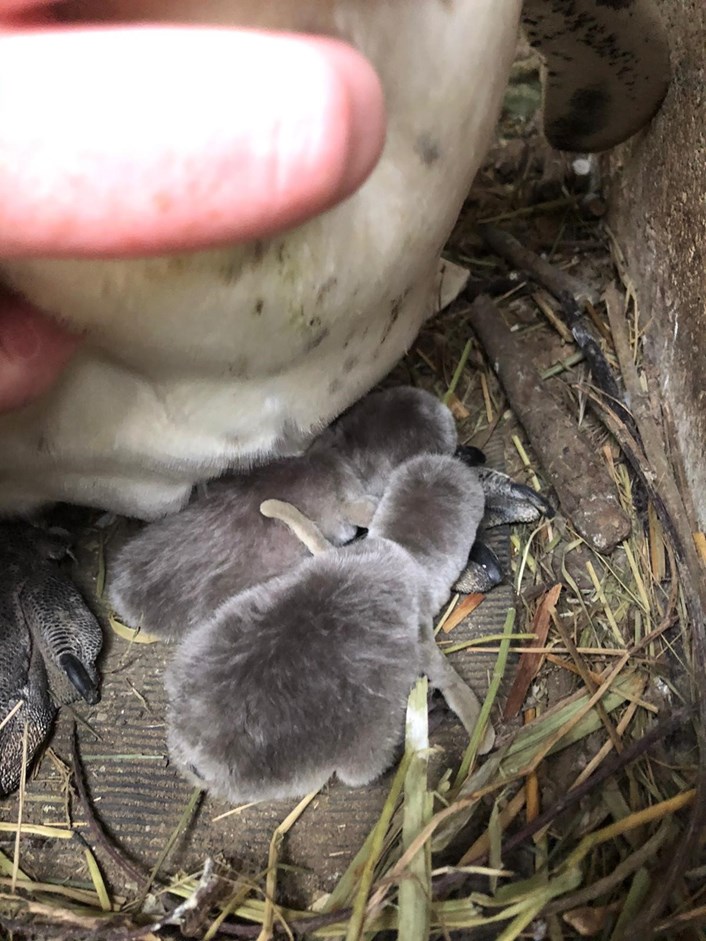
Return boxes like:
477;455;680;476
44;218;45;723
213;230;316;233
563;904;619;936
441;593;485;634
503;583;561;718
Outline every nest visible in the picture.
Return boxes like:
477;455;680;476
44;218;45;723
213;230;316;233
1;53;704;941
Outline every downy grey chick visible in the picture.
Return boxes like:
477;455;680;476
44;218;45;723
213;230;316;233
107;386;458;640
166;452;494;804
108;386;551;640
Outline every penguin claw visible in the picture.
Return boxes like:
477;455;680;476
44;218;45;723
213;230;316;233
58;652;101;706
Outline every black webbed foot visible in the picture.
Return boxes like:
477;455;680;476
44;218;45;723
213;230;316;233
453;542;503;594
454;448;554;594
454;444;486;467
0;610;54;799
19;567;103;707
456;446;554;526
0;522;103;797
477;466;554;527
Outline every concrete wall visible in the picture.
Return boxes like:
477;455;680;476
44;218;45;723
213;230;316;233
607;0;706;526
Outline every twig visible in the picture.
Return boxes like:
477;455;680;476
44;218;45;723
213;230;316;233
258;791;319;941
468;295;631;551
433;612;682;901
499;709;689;859
443;337;473;405
543;820;675;916
550;611;624;753
478;225;632;427
70;724;147;887
140;786;203;905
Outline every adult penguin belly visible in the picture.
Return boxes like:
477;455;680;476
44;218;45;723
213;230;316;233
0;1;522;519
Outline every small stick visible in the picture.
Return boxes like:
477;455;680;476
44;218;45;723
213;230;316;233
257;791;319;941
11;723;29;894
478;225;629;421
544;820;675;917
503;583;560;720
434;606;682;903
478;224;594;302
70;725;147;887
468;295;631;552
551;610;624;754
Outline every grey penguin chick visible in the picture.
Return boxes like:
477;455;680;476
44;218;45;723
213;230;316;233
107;386;459;641
166;453;492;805
108;386;551;641
0;523;103;797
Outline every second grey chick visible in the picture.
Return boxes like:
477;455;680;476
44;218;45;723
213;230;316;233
166;453;491;804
